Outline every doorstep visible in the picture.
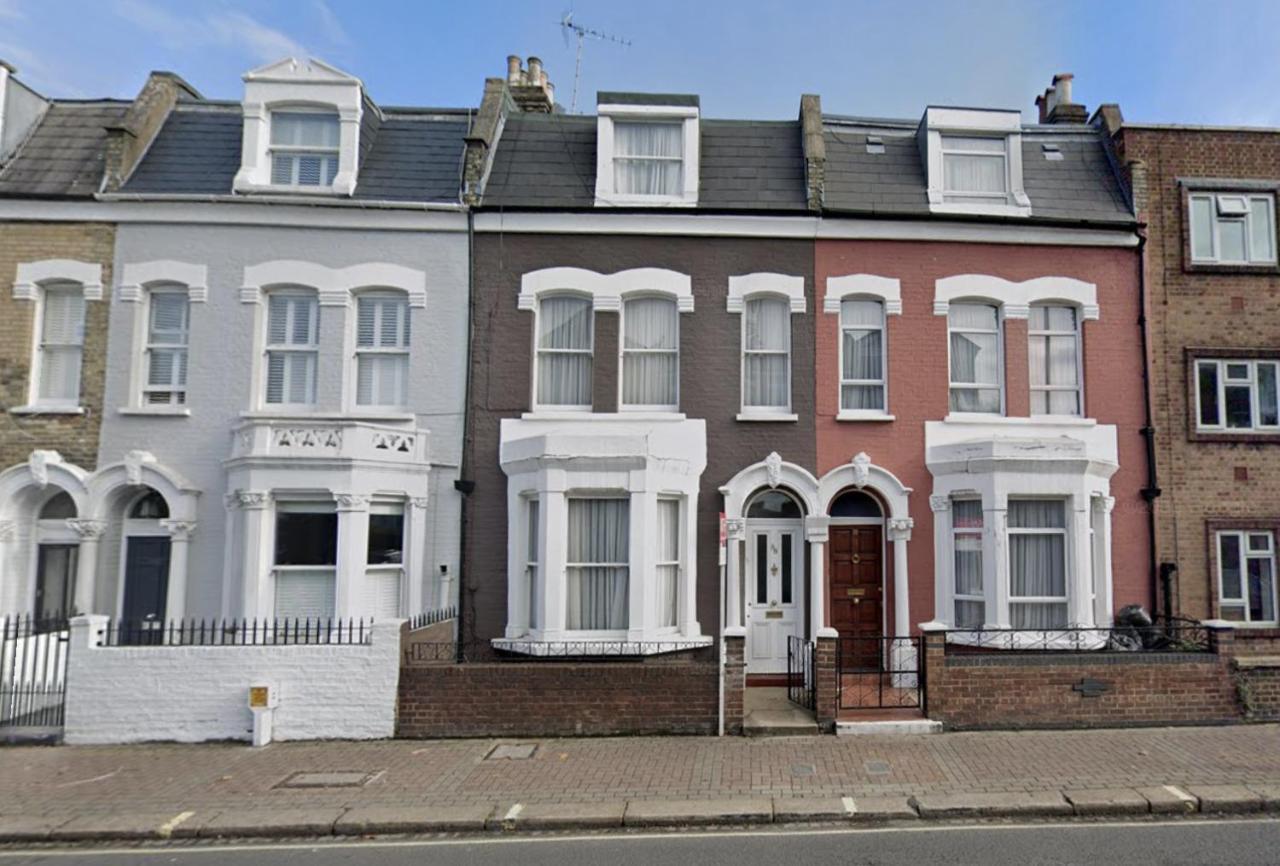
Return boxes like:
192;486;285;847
836;709;941;735
744;686;822;737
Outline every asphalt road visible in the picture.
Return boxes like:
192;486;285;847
1;818;1278;866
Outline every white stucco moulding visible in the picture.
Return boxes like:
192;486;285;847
517;267;694;313
240;260;428;308
13;259;104;300
933;274;1099;320
726;273;806;314
232;58;364;196
118;261;209;303
823;274;902;315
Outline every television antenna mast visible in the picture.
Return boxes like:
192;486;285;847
559;11;631;113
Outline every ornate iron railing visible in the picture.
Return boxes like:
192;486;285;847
405;639;712;664
97;617;372;647
1;614;70;730
406;606;456;631
943;620;1211;654
786;635;816;710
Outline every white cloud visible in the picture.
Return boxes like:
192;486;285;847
207;10;307;61
311;0;348;46
113;0;310;64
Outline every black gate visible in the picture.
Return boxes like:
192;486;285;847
836;635;924;711
1;615;69;741
786;635;815;710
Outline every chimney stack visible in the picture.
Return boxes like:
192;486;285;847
505;55;556;114
1036;73;1088;124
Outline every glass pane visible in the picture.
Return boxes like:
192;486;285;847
623;297;677;349
780;533;793;604
949;303;998;330
1249;533;1272;552
537;352;592;406
36;545;77;620
39;491;76;519
275;512;338;566
1009;500;1065;529
1198;363;1220;426
1250;198;1275;261
1247;557;1275;622
942;135;1007;152
275;569;336;619
944;152;1006;194
755;534;768;604
1010;602;1067;629
954;534;983;595
746;490;802;519
129;490;168;519
744;353;789;407
622;352;677;406
539;296;592;350
1259;364;1278;426
1219;219;1247;262
953;500;984;528
950;387;1001;413
1190;197;1214;259
1225;385;1253;428
367;513;404;565
745;298;789;351
950;331;998;385
38;346;82;401
1048;389;1080;416
149;293;188;342
842;329;882;380
1047;336;1078;385
526;499;540;561
1219;534;1242;600
840;299;883;327
566;499;631;628
566;499;629;564
271;112;339;147
42;287;85;344
830;490;881;518
955;599;984;629
842;384;884;411
657;499;680;562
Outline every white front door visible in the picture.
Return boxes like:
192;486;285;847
745;524;804;674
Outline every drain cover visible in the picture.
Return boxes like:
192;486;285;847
863;760;891;775
486;743;538;761
276;770;377;789
791;763;816;777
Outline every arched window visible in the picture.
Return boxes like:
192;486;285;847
948;302;1001;413
129;490;169;519
39;491;77;519
829;490;882;518
621;296;679;410
536;295;593;408
746;490;803;519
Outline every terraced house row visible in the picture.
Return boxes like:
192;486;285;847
0;56;1276;742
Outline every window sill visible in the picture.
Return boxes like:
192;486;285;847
10;405;85;416
240;410;416;423
520;411;688;422
235;184;349;197
736;412;799;423
1189;429;1280;443
836;411;896;422
1185;261;1280;276
944;413;1096;427
593;195;698;209
118;407;191;417
491;635;713;657
929;201;1032;219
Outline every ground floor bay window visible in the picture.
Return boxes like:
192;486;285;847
498;415;710;653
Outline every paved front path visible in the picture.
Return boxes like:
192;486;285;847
2;724;1278;822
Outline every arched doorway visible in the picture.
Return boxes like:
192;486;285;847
33;490;79;620
116;488;171;639
744;489;805;675
827;489;885;668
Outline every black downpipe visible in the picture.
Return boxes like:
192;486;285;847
1135;232;1165;615
454;207;476;662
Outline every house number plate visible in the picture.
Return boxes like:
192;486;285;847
765;610;784;619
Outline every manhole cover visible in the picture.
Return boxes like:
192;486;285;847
791;763;816;777
863;760;891;775
276;770;378;789
486;743;538;761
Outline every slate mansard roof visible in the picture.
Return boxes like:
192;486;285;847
481;113;809;212
822;115;1133;225
0;101;131;197
120;102;469;203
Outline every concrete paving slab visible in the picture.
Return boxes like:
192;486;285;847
0;815;75;842
772;797;848;822
1136;785;1199;814
846;796;919;821
911;791;1071;819
199;808;345;838
1064;788;1151;816
50;812;180;841
507;802;626;830
335;804;494;835
623;798;774;827
1247;784;1280;813
1188;785;1264;814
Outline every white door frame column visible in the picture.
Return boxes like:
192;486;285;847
805;515;835;639
160;519;196;622
66;519;106;615
887;517;914;639
723;517;745;635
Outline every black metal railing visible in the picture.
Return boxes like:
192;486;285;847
1;614;70;730
97;617;372;647
836;635;924;711
786;635;815;711
943;620;1211;654
404;638;712;665
406;606;456;631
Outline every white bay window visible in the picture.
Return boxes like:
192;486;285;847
656;498;680;629
273;503;337;619
952;500;984;628
1007;499;1068;629
566;497;630;631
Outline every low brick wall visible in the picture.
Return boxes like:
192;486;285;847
398;651;718;738
1234;629;1280;656
921;628;1244;731
1235;657;1280;722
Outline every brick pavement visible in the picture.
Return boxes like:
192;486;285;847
1;724;1278;825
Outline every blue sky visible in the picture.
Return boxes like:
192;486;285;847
2;0;1278;124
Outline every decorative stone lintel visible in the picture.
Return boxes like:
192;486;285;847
723;517;746;540
887;516;915;542
409;496;430;509
65;519;108;540
160;520;197;541
928;494;951;513
232;490;269;510
335;493;370;511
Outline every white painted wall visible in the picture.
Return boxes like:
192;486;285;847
63;615;401;744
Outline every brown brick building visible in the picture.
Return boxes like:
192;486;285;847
1106;114;1280;631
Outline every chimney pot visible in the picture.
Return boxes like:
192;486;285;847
507;55;522;84
527;56;543;85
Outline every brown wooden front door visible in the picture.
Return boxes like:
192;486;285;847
829;524;883;669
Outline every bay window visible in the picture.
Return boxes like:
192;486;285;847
565;497;630;631
742;297;791;412
355;292;410;409
143;291;190;406
1196;358;1279;433
365;503;404;619
1218;531;1277;625
840;299;886;411
1007;499;1068;629
948;303;1001;413
1029;304;1081;416
265;291;319;407
656;498;680;629
273;503;337;619
621;296;678;410
536;295;593;409
35;282;86;407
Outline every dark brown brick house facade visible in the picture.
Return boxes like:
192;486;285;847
1112;123;1280;629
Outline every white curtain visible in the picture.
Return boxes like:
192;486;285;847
949;303;999;412
622;297;678;406
537;296;593;406
656;499;680;628
566;499;629;630
1008;500;1067;629
613;121;683;196
744;298;790;407
38;286;85;402
841;299;884;410
1029;306;1079;415
526;498;540;631
952;500;984;628
942;136;1006;194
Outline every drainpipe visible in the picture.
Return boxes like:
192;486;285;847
717;516;726;736
1135;231;1164;615
453;206;477;661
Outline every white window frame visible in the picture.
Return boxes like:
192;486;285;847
951;498;985;628
740;295;793;417
523;495;541;636
365;500;406;619
28;281;87;411
263;289;320;409
532;293;594;412
1195;358;1280;434
563;494;631;638
1028;303;1083;417
1216;530;1278;626
1188;193;1277;265
619;294;680;413
921;107;1030;218
947;301;1004;416
140;288;191;409
352;290;411;411
271;500;338;620
940;134;1009;202
594;103;700;207
268;109;341;189
1006;498;1070;628
655;495;682;633
838;297;887;416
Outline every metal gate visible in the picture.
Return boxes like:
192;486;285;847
1;615;69;742
837;635;924;711
786;635;815;710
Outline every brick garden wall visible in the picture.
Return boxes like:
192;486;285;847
1236;659;1280;722
398;653;720;738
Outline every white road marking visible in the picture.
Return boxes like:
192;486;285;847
156;811;195;839
503;803;524;823
841;796;857;815
1163;785;1198;808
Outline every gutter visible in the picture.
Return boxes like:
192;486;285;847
96;191;466;212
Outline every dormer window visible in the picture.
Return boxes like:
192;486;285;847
270;112;340;187
920;108;1030;217
595;93;699;207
